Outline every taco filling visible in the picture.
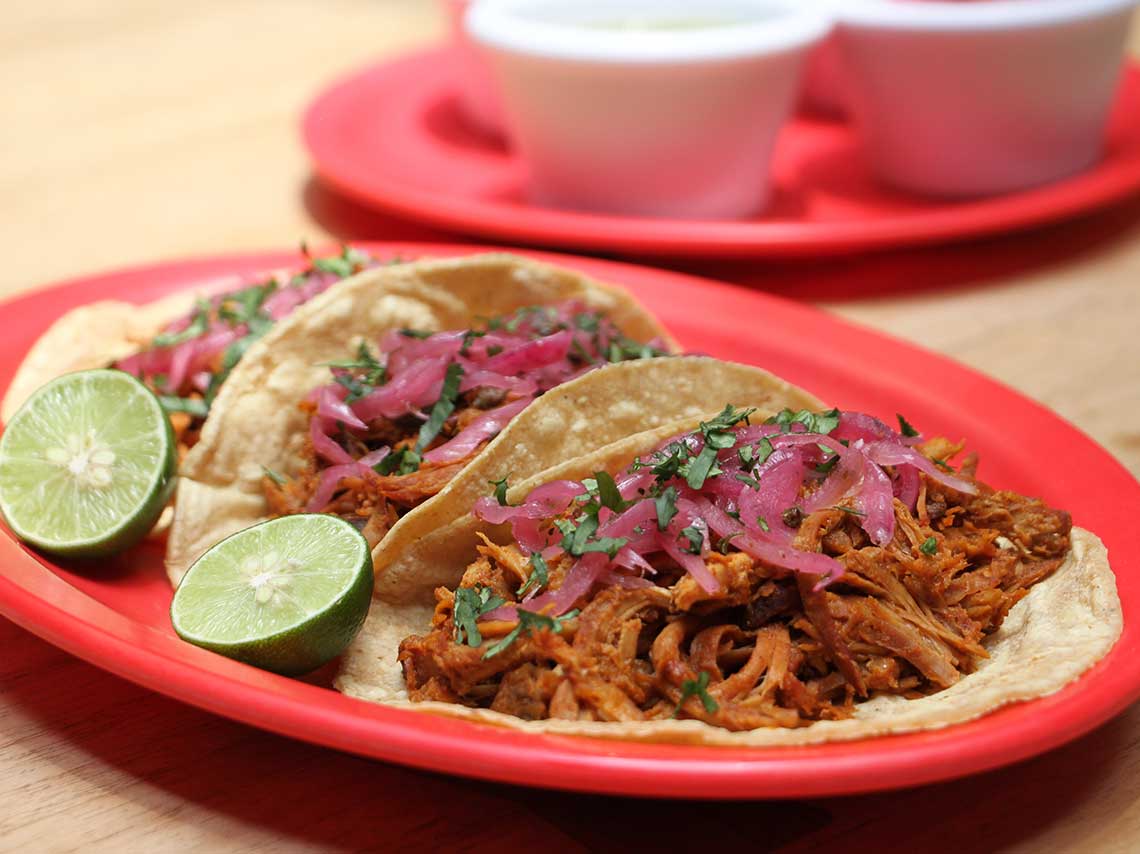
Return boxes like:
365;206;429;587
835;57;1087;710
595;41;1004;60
114;245;385;452
397;407;1073;730
263;302;668;547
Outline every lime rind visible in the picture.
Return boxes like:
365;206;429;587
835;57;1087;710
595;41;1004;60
171;514;374;676
0;369;176;557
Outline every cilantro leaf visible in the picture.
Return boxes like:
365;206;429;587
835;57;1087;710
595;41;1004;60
702;404;756;433
766;408;840;435
655;486;679;532
734;473;761;490
679;524;704;555
399;328;432;339
261;466;288;486
158;395;209;418
577;536;629;558
453;585;506;647
673;670;719;717
897;413;921;438
567;514;598;555
490;475;511;506
415;363;464;452
755;436;775;465
482;608;579;659
573;312;600;333
715;533;740;554
518;552;549;597
217;282;274;327
684;444;721;490
920;536;938;556
594;470;627;513
152;299;211;348
374;446;422;476
321;342;386;388
312;245;370;279
814;454;840;475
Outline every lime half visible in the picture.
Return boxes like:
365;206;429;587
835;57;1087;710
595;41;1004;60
171;514;374;675
0;369;176;557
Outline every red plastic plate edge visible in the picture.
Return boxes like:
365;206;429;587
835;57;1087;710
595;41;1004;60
0;243;1137;800
302;49;1140;259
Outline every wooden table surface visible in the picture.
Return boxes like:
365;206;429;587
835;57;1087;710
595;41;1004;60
3;2;1140;851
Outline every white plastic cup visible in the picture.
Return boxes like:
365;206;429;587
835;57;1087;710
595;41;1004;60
466;0;831;219
836;0;1139;197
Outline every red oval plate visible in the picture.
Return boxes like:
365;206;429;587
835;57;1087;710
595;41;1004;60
302;49;1140;259
1;244;1137;799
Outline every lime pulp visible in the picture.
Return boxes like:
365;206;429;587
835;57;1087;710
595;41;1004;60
170;514;374;676
0;369;176;557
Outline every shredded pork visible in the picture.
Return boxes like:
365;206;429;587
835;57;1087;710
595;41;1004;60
398;468;1071;730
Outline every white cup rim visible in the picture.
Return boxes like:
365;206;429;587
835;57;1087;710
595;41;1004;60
834;0;1139;31
466;0;832;63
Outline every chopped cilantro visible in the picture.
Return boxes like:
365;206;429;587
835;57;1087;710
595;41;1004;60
655;486;679;531
679;524;704;555
738;445;754;466
814;454;840;475
518;552;549;597
715;533;740;554
684;406;754;490
757;515;770;532
755;437;774;465
641;441;687;481
594;470;627;513
453;585;506;647
414;363;464;452
152;299;211;348
920;536;938;556
321;342;386;388
674;670;719;717
832;505;866;517
482;608;579;659
567;514;598;554
459;329;485;356
261;466;287;486
579;536;630;558
490;475;511;506
374;446;422;476
312;245;371;278
218;282;274;327
766;408;841;435
734;473;761;490
555;512;627;558
158;395;209;418
897;413;921;438
334;373;369;403
684;444;721;490
573;312;600;333
399;328;432;339
704;404;756;433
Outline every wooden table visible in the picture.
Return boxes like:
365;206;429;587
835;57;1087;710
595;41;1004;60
3;3;1140;851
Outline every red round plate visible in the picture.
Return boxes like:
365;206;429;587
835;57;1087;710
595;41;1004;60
1;243;1137;799
302;49;1140;259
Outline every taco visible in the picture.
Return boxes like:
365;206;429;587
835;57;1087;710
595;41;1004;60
336;396;1121;745
1;245;387;454
166;253;824;587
